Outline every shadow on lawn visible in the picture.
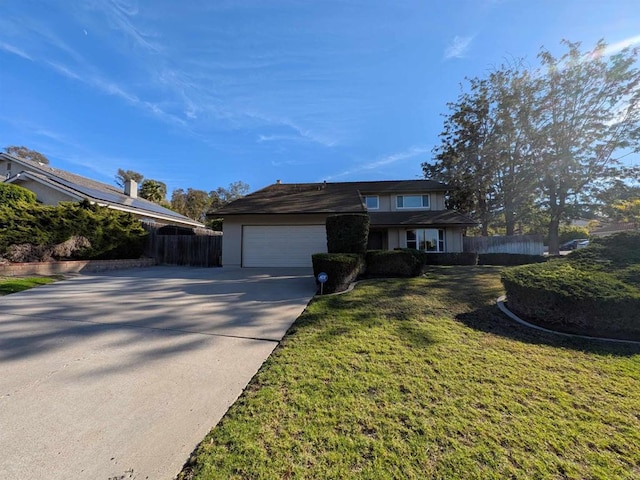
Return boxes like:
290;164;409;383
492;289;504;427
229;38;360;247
456;305;640;357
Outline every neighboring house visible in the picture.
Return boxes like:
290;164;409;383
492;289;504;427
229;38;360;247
0;152;203;228
211;179;477;267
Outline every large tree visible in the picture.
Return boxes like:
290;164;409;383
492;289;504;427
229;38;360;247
4;145;49;164
424;66;536;235
425;40;640;252
533;40;640;254
170;188;211;223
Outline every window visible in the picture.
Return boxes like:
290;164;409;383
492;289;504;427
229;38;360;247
396;194;429;209
363;195;379;209
406;229;445;252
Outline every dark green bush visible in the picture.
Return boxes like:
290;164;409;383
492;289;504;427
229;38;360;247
502;262;640;340
0;183;37;206
326;214;369;254
0;200;147;260
616;265;640;288
312;253;364;294
478;253;546;266
567;232;640;268
591;232;640;266
397;249;478;266
365;250;421;277
424;252;478;265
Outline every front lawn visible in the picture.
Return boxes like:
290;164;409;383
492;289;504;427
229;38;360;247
179;266;640;480
0;276;58;295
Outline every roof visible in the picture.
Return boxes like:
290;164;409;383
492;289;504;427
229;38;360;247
212;180;450;216
1;153;203;228
369;210;477;227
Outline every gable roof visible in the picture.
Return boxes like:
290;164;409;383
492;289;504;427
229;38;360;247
212;180;450;216
1;152;203;228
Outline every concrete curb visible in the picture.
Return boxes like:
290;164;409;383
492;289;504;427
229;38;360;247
497;296;640;345
314;280;359;297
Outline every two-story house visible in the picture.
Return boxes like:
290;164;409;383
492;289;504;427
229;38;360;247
211;179;476;267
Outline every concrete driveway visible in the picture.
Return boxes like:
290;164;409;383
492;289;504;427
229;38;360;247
0;266;316;480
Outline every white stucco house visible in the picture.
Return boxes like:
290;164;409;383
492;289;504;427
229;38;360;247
1;152;203;229
211;179;477;267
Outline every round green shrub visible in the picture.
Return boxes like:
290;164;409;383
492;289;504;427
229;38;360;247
501;262;640;340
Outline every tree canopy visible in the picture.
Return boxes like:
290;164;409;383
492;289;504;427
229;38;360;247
170;181;250;228
424;39;640;254
139;179;168;204
4;145;49;164
114;169;144;188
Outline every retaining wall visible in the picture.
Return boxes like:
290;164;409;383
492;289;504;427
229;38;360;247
0;258;157;277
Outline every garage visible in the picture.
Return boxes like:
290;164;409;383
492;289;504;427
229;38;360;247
242;225;327;267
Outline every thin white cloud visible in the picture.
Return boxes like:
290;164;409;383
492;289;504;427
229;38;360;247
599;35;640;57
0;42;33;60
325;146;430;181
444;35;473;59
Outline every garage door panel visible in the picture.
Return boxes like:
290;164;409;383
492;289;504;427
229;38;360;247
242;225;327;267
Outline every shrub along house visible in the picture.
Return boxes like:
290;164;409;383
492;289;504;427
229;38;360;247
211;179;477;267
0;152;203;229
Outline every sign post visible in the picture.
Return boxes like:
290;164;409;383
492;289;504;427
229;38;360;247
317;272;328;295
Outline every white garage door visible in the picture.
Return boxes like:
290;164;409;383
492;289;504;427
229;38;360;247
242;225;327;267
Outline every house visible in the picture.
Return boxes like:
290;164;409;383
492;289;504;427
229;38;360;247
211;179;477;267
0;152;203;229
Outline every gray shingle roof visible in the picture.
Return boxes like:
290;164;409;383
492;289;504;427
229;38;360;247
2;153;202;227
369;210;477;227
212;180;450;216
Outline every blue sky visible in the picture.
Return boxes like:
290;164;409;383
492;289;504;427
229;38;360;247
1;0;639;195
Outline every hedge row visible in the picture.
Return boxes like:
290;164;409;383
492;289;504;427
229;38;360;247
478;253;547;266
365;250;421;277
0;199;147;260
502;261;640;340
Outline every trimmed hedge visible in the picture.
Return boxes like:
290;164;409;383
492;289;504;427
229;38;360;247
478;253;546;266
501;262;640;340
567;232;640;270
326;214;369;254
312;253;364;294
365;250;421;277
0;200;148;260
396;249;478;266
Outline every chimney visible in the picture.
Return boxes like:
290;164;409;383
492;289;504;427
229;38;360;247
124;179;138;198
276;179;281;185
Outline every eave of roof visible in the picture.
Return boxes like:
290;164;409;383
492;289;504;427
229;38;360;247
368;210;478;227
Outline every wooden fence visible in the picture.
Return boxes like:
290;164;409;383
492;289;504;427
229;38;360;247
463;235;544;255
144;226;222;267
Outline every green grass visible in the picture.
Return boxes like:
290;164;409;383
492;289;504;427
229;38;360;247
179;266;640;480
0;276;58;295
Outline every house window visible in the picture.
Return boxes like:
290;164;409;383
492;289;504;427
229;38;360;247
363;195;379;209
406;229;445;252
396;194;429;209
